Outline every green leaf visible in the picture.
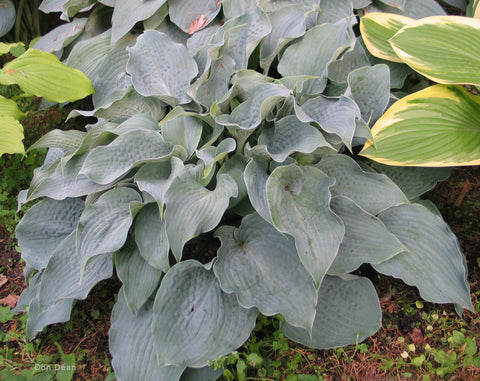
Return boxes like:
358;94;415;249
0;42;24;55
16;198;85;270
0;49;94;102
164;173;238;260
266;164;344;287
169;0;221;34
0;115;24;156
0;0;15;38
110;291;185;381
127;30;198;105
374;203;474;311
33;18;87;53
214;213;317;331
152;260;258;367
0;96;24;119
390;15;480;85
360;85;480;166
281;275;381;349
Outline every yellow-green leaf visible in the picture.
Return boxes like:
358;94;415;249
360;85;480;167
0;48;95;103
390;16;480;85
0;42;24;55
0;95;25;119
360;12;414;63
0;115;24;156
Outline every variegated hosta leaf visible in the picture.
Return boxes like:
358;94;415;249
345;64;390;125
152;260;258;367
81;129;176;185
375;204;474;311
316;154;408;214
110;291;185;381
390;16;480;86
160;114;203;159
76;187;142;269
111;0;167;43
127;30;198;105
168;0;221;34
115;238;163;315
15;198;84;270
295;95;361;150
266;164;344;287
135;203;170;273
0;0;15;38
360;85;480;166
360;12;414;62
281;275;381;349
164;173;238;260
259;115;331;163
214;213;317;331
33;18;87;53
243;158;274;225
328;196;405;274
278;19;355;94
39;232;113;309
0;116;24;156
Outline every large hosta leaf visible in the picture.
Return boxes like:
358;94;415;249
110;291;185;381
390;16;480;85
16;198;84;270
127;30;198;105
164;174;238;260
152;260;258;367
0;49;94;102
214;213;317;331
375;204;473;311
266;164;344;287
317;154;408;214
281;275;381;349
360;85;480;166
168;0;221;34
0;116;24;156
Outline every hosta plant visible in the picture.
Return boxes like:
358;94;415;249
14;1;473;380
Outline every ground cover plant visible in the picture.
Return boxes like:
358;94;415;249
5;0;479;380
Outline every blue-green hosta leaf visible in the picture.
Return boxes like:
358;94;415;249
127;30;198;105
169;0;220;34
111;0;167;43
328;40;371;83
316;154;408;214
0;0;15;38
278;19;355;94
39;232;113;308
281;275;381;349
33;18;87;53
266;165;344;287
16;198;84;270
27;129;85;152
377;0;405;9
0;95;24;119
180;366;222;381
221;0;257;18
215;83;290;130
27;295;73;340
243;158;274;225
367;0;446;18
216;154;249;208
14;272;41;314
364;161;451;199
134;157;185;214
375;204;473;311
164;173;238;260
152;260;258;367
260;5;307;71
328;196;405;274
345;64;390;125
295;95;361;150
316;0;355;24
135;203;170;273
161;114;203;159
110;291;185;381
196;138;236;180
259;115;331;163
214;213;317;331
61;0;96;19
81;130;176;185
76;187;142;269
115;238;163;315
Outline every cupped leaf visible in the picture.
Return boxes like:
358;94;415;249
360;85;480;166
266;164;344;287
360;12;414;62
375;203;473;311
328;40;370;83
161;113;203;159
164;173;238;260
169;0;221;34
16;198;85;270
214;213;317;331
281;275;381;349
152;260;258;367
0;115;24;156
0;49;94;102
110;291;185;381
390;16;480;85
0;0;15;38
